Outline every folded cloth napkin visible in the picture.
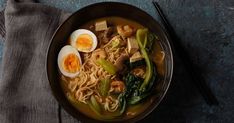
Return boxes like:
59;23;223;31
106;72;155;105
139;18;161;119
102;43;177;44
0;0;71;122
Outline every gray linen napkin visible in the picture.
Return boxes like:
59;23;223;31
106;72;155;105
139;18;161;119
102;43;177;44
0;0;71;122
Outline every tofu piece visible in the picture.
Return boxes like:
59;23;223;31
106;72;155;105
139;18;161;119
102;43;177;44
95;20;108;31
130;51;143;63
127;37;139;54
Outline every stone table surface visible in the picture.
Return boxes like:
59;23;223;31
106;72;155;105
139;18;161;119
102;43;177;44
0;0;233;123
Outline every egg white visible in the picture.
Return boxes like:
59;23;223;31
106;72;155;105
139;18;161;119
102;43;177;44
57;45;82;78
70;29;97;52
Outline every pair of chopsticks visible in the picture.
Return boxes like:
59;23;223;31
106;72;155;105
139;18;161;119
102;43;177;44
152;1;219;105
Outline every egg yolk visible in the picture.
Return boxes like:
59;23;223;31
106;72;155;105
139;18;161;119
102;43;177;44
62;54;80;73
76;34;93;50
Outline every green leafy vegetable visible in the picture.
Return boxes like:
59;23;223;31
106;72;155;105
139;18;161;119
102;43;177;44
67;94;121;120
90;95;101;112
117;73;143;114
128;93;150;105
99;78;110;96
118;94;127;114
136;28;148;48
118;28;159;113
87;95;102;115
88;95;124;120
96;58;117;75
128;63;157;104
123;73;143;98
136;28;153;92
145;62;157;91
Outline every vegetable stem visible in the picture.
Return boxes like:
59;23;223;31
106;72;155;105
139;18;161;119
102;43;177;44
136;29;153;92
99;78;110;96
96;58;117;75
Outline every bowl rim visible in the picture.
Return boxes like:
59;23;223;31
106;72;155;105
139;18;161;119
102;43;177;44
46;1;174;122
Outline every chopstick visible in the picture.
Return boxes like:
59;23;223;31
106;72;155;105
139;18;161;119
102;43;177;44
152;1;219;105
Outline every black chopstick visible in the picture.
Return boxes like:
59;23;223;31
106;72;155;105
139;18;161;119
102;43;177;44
152;1;219;105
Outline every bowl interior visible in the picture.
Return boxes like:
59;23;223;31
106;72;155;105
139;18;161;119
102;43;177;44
47;2;173;123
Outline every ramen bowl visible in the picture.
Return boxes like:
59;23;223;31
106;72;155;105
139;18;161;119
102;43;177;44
46;2;173;122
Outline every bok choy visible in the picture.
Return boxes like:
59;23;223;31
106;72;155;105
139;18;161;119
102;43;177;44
118;28;158;113
136;28;153;92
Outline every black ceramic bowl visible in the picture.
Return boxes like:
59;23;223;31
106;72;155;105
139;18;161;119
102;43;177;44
47;2;173;123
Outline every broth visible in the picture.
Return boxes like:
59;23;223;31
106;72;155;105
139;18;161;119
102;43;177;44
59;16;165;121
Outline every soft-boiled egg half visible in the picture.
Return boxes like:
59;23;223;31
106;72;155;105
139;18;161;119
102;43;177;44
58;45;82;78
70;29;97;52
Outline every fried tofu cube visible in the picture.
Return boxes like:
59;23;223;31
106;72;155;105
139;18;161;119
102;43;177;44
95;20;108;31
130;51;143;63
127;36;139;54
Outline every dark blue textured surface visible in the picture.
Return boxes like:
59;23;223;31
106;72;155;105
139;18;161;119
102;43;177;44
0;0;233;123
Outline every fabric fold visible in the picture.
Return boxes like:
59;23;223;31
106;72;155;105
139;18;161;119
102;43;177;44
0;0;71;123
0;10;5;38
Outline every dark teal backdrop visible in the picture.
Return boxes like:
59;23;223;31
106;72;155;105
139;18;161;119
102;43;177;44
0;0;233;123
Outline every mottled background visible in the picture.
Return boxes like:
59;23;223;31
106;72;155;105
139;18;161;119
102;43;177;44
0;0;233;123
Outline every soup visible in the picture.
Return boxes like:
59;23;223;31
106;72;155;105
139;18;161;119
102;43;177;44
58;16;165;121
